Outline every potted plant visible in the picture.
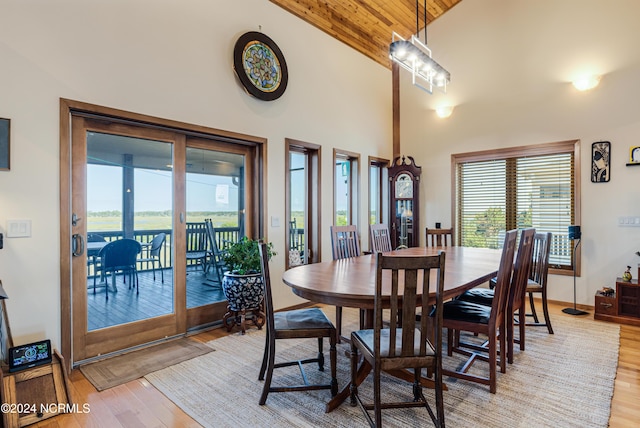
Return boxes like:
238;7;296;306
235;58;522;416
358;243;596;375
220;237;276;332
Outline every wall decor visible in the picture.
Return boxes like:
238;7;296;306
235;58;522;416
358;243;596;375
0;118;9;171
233;31;288;101
591;141;610;182
628;145;640;166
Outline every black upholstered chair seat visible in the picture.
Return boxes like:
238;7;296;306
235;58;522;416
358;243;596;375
441;300;491;324
456;288;495;306
352;328;435;359
274;307;334;330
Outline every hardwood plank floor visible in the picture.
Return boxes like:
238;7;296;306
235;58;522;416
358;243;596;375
30;301;640;427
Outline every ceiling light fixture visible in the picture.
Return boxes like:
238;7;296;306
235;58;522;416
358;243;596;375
389;0;450;94
572;75;601;91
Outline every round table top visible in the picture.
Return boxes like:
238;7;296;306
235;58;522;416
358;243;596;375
282;246;503;309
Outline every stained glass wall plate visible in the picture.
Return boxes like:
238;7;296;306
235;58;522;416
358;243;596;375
233;31;288;101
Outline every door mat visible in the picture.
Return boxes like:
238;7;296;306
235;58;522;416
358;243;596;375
79;337;214;391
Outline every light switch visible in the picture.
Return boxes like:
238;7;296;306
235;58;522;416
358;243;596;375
271;216;280;227
6;219;32;237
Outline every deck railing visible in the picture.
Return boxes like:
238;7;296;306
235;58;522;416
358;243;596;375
86;225;241;277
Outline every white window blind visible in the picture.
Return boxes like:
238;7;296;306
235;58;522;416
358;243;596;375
457;149;575;270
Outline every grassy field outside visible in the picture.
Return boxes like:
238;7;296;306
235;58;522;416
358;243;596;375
87;211;240;232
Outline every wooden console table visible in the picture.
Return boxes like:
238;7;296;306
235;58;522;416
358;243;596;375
594;277;640;326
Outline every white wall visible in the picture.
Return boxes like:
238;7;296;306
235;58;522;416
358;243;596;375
0;0;392;349
401;0;640;306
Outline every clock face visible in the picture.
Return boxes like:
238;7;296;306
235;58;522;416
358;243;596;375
395;173;413;198
233;32;288;101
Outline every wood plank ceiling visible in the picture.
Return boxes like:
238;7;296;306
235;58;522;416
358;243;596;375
269;0;462;68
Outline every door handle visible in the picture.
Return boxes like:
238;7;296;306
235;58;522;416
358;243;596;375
72;233;84;257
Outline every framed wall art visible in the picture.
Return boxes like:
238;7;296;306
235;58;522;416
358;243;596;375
591;141;610;182
0;118;9;171
233;31;288;101
628;145;640;166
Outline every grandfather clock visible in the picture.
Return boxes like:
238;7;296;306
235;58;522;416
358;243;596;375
388;156;421;249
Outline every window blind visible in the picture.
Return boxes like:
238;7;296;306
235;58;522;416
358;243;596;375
457;150;575;270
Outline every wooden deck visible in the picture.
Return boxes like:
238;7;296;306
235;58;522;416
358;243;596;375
88;268;225;331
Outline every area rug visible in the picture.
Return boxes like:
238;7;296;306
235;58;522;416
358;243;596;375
80;337;214;391
145;309;619;427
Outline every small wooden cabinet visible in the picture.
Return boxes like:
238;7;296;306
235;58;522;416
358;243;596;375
594;278;640;326
594;292;617;317
617;278;640;317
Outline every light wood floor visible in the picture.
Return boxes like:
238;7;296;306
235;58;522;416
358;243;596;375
28;301;640;427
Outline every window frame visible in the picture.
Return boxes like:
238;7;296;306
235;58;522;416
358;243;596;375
285;138;321;268
368;156;389;250
333;149;360;228
451;139;581;276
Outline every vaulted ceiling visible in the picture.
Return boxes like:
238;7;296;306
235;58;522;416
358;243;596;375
269;0;462;68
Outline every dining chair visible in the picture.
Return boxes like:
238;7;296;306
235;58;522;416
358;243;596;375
186;222;208;271
439;229;517;393
369;223;392;253
456;228;536;364
425;227;454;247
204;218;228;283
257;241;338;405
350;251;446;427
525;232;553;334
87;233;106;280
330;225;362;342
95;239;142;300
138;233;166;283
330;225;361;259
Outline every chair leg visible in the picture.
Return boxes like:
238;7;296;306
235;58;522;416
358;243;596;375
488;333;497;393
258;329;270;381
317;337;325;371
541;288;554;334
336;306;343;343
499;324;506;374
373;365;382;427
159;261;164;284
349;342;358;406
434;362;445;427
259;337;275;405
507;311;515;364
528;292;540;323
519;307;525;351
329;334;338;396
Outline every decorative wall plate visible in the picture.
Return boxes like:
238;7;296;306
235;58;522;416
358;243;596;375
233;31;288;101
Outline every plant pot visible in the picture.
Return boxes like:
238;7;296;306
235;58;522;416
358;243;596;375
222;272;264;312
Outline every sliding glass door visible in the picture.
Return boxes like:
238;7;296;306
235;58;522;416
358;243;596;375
63;101;264;365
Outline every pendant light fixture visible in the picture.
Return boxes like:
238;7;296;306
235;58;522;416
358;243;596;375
389;0;450;94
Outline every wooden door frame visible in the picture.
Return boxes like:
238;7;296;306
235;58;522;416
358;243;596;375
59;98;267;371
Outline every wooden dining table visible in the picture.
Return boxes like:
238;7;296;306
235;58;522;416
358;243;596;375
281;245;503;412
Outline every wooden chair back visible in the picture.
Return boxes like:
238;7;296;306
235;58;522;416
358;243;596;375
375;251;446;363
258;240;276;335
530;232;552;286
505;228;536;363
507;228;536;313
488;229;519;329
425;228;454;247
204;218;228;279
330;225;361;260
369;223;392;253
